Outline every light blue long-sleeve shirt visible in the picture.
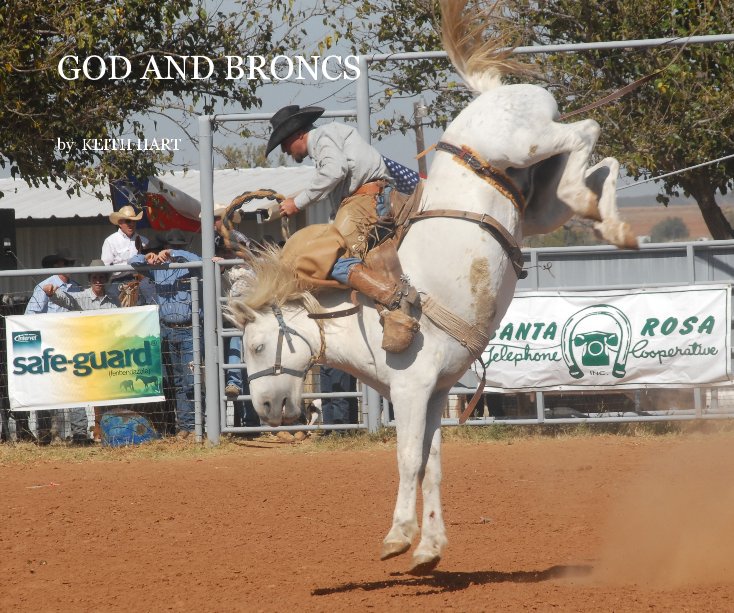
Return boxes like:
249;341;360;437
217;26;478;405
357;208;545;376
25;275;82;314
128;250;202;324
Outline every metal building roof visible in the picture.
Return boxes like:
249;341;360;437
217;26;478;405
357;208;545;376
0;166;317;220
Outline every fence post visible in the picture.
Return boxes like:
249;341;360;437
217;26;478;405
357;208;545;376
366;386;381;433
199;115;220;445
190;276;203;441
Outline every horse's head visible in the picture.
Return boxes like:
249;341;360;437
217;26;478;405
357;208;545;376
225;247;323;427
239;303;321;426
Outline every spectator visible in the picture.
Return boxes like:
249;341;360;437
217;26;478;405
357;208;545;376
45;259;119;442
26;249;81;314
102;205;149;305
23;249;86;443
45;259;119;311
129;229;201;438
319;366;356;434
205;204;253;255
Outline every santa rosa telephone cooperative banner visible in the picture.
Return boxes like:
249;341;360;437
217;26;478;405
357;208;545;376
6;306;164;410
478;284;732;391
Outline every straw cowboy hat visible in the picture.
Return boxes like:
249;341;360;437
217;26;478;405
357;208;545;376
199;204;241;224
109;205;144;225
265;104;325;155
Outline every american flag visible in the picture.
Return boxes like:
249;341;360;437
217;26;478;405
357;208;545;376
383;157;421;194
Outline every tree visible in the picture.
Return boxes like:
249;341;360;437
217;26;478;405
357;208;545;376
219;144;286;170
322;0;469;139
650;217;689;243
504;0;734;239
523;219;602;248
0;0;303;197
325;1;734;238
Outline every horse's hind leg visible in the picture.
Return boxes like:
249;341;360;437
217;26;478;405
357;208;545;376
586;157;638;248
552;120;636;247
521;119;636;248
409;390;449;575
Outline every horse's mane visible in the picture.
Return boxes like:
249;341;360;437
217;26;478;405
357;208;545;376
440;0;534;93
225;244;322;328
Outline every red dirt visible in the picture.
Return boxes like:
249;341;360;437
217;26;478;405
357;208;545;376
2;431;734;612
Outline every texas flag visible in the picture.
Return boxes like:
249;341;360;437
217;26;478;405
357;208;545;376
110;177;201;232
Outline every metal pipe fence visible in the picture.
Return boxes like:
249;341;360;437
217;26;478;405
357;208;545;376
0;263;205;443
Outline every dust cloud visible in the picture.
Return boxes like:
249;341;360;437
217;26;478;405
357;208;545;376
594;432;734;587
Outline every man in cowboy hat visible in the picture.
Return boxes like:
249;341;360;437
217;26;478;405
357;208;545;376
200;204;253;257
102;204;150;305
102;205;150;266
23;249;85;443
44;259;119;311
267;103;419;353
129;229;202;438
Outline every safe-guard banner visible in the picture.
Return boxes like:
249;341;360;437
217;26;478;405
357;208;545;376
479;284;732;391
6;306;164;410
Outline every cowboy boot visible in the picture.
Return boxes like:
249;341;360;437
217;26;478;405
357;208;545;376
347;264;419;353
346;263;401;309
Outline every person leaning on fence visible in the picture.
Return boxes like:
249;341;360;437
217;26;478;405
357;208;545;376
23;249;88;444
268;104;419;352
202;204;254;256
45;259;119;311
45;259;119;442
129;229;202;438
26;249;82;314
101;205;149;306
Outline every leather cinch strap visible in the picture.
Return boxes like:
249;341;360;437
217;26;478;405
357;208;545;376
408;209;526;279
307;304;361;320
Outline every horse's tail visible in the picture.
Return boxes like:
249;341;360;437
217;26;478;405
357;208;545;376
440;0;534;93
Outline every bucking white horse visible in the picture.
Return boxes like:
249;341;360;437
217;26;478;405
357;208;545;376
228;0;636;575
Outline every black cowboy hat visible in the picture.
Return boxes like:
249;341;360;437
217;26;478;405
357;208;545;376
265;105;325;155
141;235;164;253
162;229;187;247
41;248;76;268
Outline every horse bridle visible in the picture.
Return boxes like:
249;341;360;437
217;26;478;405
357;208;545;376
246;305;324;383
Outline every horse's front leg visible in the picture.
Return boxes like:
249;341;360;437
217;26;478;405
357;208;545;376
410;390;449;574
380;387;431;561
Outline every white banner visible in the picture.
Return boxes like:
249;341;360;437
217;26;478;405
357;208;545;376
478;284;731;391
6;306;164;410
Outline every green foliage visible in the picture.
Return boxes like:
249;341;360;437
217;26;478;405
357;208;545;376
523;220;602;248
322;0;471;138
219;144;286;170
0;0;300;197
323;0;734;238
506;0;734;238
649;216;690;243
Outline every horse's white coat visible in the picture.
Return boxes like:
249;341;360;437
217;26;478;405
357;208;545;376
233;1;634;574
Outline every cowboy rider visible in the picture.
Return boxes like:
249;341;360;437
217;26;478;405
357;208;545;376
267;104;418;352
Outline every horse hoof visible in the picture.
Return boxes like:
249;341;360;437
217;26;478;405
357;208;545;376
408;554;441;575
380;540;411;560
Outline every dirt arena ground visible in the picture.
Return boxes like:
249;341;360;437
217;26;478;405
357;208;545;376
2;429;734;612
